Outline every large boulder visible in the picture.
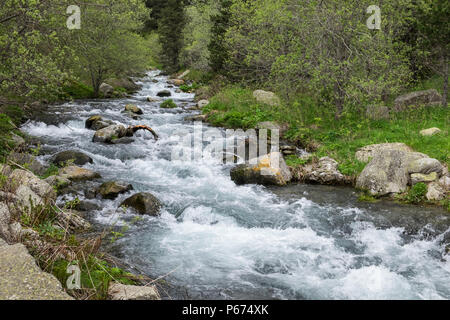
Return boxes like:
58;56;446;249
93;125;127;144
104;77;141;93
85;115;115;131
230;152;292;186
0;242;73;300
355;143;413;163
408;158;443;176
426;182;446;201
410;172;438;185
120;193;162;216
253;90;281;106
99;83;114;98
52;150;93;167
394;89;442;110
9;169;56;203
356;150;428;196
124;104;143;115
59;166;101;182
304;157;347;185
108;282;160;300
7;152;46;176
97;181;133;200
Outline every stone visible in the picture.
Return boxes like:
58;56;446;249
92;125;127;144
99;83;114;98
14;185;42;207
147;97;158;102
85;115;115;130
410;172;438;185
426;182;445;201
0;202;11;242
104;77;141;93
8;152;46;176
356;150;427;196
44;175;71;190
185;114;206;122
253;90;281;106
124;104;143;115
366;105;390;120
11;133;26;148
59;166;101;181
0;242;73;300
420;127;442;137
169;79;185;86
408;158;443;176
0;164;12;177
355;143;413;163
157;90;171;97
304;157;347;185
197;100;209;109
120;193;162;216
230;152;292;186
438;176;450;191
97;181;133;200
9;169;56;203
52;150;93;167
108;282;160;300
394;89;442;110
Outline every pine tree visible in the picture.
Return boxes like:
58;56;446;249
208;0;232;73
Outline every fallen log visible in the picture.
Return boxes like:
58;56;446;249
126;125;159;141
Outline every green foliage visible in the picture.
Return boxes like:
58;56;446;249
1;105;24;125
404;183;428;204
40;164;60;179
285;155;310;168
160;99;177;109
208;0;232;73
61;81;94;100
179;82;201;93
0;113;15;159
358;193;379;203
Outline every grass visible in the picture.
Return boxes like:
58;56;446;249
160;99;177;109
203;86;449;176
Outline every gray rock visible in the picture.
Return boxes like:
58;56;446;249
230;152;292;186
408;158;443;176
0;202;11;242
394;89;442;110
355;143;413;163
108;282;160;300
157;90;171;97
0;242;73;300
120;193;162;216
9;169;56;203
197;100;209;109
410;172;438;185
44;175;71;189
11;133;26;148
124;104;143;115
420;127;442;136
356;150;426;196
92;125;127;144
85;115;115;130
305;157;347;185
99;83;114;98
253;90;281;106
97;181;133;200
0;164;12;177
438;176;450;191
52;150;93;167
59;166;101;182
426;182;445;201
7;152;46;176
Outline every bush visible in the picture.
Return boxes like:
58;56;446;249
160;99;177;109
405;183;428;204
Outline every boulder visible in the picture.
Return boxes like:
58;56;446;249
11;133;26;148
52;150;93;167
147;97;158;102
304;157;347;185
59;166;101;181
92;125;127;144
157;90;171;97
253;90;281;106
426;182;445;201
104;77;141;93
185;114;206;122
197;100;209;109
97;181;133;200
420;127;442;137
366;105;390;120
9;169;56;203
410;172;438;185
394;89;442;110
230;152;292;186
99;83;114;98
108;282;160;300
169;79;185;86
120;193;162;216
438;176;450;191
355;143;413;163
124;104;143;115
44;175;71;190
0;164;12;177
85;115;115;131
408;158;443;176
7;152;46;176
14;185;43;207
356;150;427;196
0;242;73;300
0;202;11;242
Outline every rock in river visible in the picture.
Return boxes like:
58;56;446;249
59;166;101;181
85;115;115;131
124;104;143;115
157;90;171;97
120;193;162;216
97;181;133;200
52;150;93;167
92;125;127;144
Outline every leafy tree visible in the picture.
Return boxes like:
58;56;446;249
208;0;232;73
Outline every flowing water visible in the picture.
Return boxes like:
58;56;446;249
23;71;450;300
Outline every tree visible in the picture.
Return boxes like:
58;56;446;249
158;0;186;73
208;0;232;73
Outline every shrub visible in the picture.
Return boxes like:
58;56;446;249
160;99;177;109
405;183;428;204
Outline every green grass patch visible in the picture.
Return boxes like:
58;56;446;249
61;80;94;100
160;99;177;109
403;183;428;204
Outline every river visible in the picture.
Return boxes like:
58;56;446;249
22;71;450;300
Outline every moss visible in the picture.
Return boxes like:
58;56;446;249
358;193;379;203
160;99;177;109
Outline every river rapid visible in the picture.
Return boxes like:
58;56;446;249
23;71;450;300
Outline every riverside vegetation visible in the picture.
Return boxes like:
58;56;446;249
0;0;449;300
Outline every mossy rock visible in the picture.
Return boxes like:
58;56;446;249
97;181;133;200
119;193;162;216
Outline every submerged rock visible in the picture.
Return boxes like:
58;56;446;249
52;150;93;167
108;282;160;300
92;125;127;144
97;181;133;200
85;115;115;131
59;166;101;181
124;104;143;115
120;193;162;216
230;152;292;186
157;90;171;97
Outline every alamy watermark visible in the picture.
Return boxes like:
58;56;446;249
66;264;81;290
66;5;81;30
366;5;381;30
